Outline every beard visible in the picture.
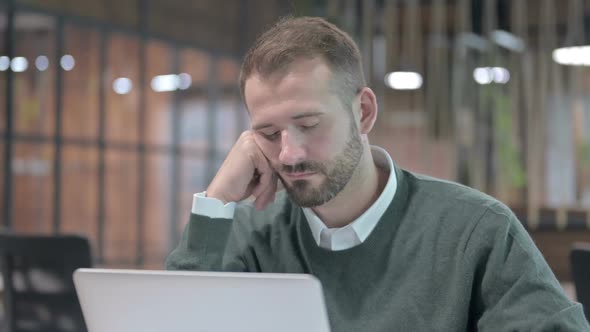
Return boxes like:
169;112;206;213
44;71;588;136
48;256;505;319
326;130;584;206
277;124;363;207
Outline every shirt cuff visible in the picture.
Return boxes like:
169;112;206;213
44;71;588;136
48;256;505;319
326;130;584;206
191;192;236;219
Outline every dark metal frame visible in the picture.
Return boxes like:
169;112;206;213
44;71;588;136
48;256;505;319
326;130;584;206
3;0;16;229
136;0;149;267
0;0;247;266
52;17;65;233
96;28;108;264
168;47;182;251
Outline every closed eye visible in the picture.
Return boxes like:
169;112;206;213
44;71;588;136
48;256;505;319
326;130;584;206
261;131;280;141
299;123;319;132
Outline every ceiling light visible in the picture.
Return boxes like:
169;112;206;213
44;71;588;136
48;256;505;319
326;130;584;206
10;57;28;72
35;55;49;71
60;54;75;71
553;46;590;66
113;77;133;95
473;67;510;85
384;71;423;90
151;73;193;92
0;56;9;71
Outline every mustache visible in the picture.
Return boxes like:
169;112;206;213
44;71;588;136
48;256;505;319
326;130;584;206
281;161;325;174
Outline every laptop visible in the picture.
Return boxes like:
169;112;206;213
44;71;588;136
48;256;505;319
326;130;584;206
73;268;332;332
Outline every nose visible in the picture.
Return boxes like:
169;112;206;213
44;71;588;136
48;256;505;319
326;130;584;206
278;130;306;166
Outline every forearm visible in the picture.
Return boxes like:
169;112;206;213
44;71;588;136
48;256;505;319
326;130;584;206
165;213;236;271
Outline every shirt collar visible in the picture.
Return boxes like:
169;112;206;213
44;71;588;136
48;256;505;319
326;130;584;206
303;146;397;246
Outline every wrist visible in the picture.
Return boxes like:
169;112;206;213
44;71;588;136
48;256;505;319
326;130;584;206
205;187;229;204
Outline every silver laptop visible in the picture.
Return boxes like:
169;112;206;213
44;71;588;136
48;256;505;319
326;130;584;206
73;268;331;332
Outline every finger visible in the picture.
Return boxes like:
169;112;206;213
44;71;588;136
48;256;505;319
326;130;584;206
243;178;257;199
246;133;277;209
253;178;273;208
251;154;274;199
255;186;275;210
254;173;278;210
254;171;276;210
251;175;267;199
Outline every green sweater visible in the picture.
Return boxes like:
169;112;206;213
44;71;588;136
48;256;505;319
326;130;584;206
166;167;590;331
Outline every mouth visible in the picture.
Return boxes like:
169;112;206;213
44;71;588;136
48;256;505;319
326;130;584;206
284;172;316;180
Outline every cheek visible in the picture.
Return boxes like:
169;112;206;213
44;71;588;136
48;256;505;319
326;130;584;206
304;129;341;161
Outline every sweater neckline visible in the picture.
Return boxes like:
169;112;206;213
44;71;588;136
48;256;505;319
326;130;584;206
296;165;410;258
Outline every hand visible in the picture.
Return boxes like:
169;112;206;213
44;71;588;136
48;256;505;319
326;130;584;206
206;131;278;210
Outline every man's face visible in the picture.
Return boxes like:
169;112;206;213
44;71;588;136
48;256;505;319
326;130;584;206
245;58;363;207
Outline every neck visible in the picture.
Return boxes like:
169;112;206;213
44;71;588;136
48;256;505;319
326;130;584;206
312;145;387;228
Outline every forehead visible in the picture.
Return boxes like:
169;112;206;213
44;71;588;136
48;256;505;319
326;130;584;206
244;58;336;117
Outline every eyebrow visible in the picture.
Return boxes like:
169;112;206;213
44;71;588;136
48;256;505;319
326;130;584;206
252;111;323;130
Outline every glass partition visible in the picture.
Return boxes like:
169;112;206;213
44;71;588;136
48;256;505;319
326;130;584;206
62;24;100;140
61;146;99;252
143;152;173;268
12;13;56;137
12;143;54;234
105;33;140;143
104;149;138;265
145;40;174;146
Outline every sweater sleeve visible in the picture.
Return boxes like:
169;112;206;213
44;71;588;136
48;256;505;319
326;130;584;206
465;204;590;331
165;213;248;272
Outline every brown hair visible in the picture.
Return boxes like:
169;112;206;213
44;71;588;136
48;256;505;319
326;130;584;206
239;16;366;108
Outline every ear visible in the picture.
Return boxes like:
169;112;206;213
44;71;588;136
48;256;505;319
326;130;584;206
357;87;378;135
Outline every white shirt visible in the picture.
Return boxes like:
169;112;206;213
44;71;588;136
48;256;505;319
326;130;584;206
192;146;397;251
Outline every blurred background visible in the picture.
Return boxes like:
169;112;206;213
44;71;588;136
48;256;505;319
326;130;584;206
1;0;590;317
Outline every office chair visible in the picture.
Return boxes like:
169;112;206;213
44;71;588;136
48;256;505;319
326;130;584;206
0;233;91;332
571;242;590;322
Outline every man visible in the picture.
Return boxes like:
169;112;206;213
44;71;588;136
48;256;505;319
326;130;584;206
166;16;589;331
